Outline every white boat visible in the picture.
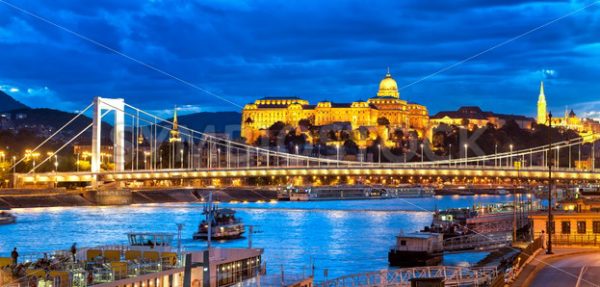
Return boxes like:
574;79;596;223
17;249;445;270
193;195;245;240
0;208;16;225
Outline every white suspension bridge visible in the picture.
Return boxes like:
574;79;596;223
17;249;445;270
7;97;600;188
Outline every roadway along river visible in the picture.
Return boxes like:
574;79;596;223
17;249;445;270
0;194;518;281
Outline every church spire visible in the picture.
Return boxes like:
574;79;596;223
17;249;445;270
169;106;181;143
537;81;547;125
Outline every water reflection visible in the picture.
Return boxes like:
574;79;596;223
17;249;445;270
1;195;514;281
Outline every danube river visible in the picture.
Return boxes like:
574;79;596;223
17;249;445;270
0;195;519;281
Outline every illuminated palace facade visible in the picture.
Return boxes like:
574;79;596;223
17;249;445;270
241;70;429;146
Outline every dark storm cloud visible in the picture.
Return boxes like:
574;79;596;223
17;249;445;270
0;0;599;117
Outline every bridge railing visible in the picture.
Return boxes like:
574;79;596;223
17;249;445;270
443;233;512;252
316;266;498;287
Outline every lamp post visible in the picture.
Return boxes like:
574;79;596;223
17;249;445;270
217;148;221;168
509;144;514;167
377;144;381;165
420;143;424;163
180;149;184;169
547;112;554;254
556;146;560;169
295;145;299;166
464;144;468;167
449;143;452;165
12;156;16;188
336;144;340;167
495;143;498;167
54;155;58;172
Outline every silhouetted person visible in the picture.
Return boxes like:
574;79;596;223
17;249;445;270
11;247;18;265
70;243;77;262
541;230;547;251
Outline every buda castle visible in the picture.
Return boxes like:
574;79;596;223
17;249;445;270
241;69;429;146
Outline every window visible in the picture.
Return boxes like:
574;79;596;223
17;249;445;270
577;221;587;234
400;240;406;246
546;221;555;234
561;221;571;234
593;221;600;234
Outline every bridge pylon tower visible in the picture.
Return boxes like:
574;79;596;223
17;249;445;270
92;97;125;173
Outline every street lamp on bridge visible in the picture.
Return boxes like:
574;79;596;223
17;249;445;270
509;144;514;167
495;143;498;167
336;144;340;167
547;111;554;255
464;144;468;167
377;144;381;165
180;149;184;169
449;143;452;165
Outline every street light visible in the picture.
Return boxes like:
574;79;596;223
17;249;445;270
556;146;560;169
54;155;58;172
464;144;468;167
509;144;514;167
377;144;381;165
180;149;184;169
495;143;498;167
420;143;424;163
547;111;554;255
449;143;452;165
336;144;340;166
144;151;150;170
217;148;221;168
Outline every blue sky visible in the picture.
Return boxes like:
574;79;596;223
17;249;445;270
0;0;599;119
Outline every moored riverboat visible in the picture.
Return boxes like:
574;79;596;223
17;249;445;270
277;185;433;201
388;232;443;267
0;208;16;225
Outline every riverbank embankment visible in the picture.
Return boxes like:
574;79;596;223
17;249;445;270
0;187;278;208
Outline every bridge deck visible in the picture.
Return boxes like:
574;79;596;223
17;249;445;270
14;165;600;186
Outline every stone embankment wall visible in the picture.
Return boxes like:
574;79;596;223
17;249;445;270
0;187;278;208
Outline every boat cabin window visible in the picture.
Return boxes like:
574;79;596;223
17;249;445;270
128;233;174;247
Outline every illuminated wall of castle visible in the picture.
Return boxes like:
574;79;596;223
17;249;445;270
241;70;429;145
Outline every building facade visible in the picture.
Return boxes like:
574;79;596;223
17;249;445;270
241;70;429;145
530;197;600;246
430;106;534;130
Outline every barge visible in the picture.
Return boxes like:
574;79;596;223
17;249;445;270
278;185;433;201
388;232;443;267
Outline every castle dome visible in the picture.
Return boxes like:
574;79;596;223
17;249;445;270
377;68;400;98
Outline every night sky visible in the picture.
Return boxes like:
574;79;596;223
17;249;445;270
0;0;599;119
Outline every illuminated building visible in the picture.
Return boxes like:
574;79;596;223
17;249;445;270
430;106;534;130
530;197;600;246
241;69;429;146
169;107;181;143
535;81;600;141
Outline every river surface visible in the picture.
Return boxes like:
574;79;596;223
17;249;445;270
0;194;520;281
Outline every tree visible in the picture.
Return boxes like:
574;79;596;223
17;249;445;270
377;117;390;126
343;139;359;155
298;118;313;129
392;128;404;148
